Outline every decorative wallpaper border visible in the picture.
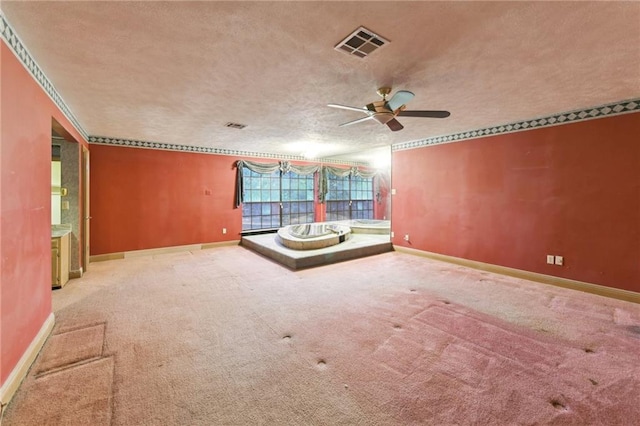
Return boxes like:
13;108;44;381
0;13;89;140
89;97;639;164
393;98;640;152
3;12;638;161
87;136;366;166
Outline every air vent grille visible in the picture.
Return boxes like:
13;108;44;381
225;122;247;129
335;27;389;58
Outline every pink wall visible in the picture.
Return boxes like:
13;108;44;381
89;148;382;255
89;144;243;255
0;41;88;385
392;113;640;293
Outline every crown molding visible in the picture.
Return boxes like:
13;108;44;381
3;12;637;160
90;98;640;161
87;136;366;166
393;98;640;152
0;13;89;140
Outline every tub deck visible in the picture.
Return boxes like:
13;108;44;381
241;232;393;269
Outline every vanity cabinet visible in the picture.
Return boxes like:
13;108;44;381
52;232;70;288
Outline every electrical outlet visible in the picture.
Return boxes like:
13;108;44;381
546;255;554;265
404;234;410;241
222;228;227;234
390;231;394;238
555;255;563;266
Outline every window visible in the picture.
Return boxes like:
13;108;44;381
281;171;315;226
326;174;350;221
326;174;373;221
241;168;315;231
242;168;280;230
350;175;374;219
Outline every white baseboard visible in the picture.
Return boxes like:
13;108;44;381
0;312;55;408
394;246;640;304
90;240;240;263
124;243;204;258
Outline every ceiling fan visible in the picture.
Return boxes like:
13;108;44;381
328;87;450;131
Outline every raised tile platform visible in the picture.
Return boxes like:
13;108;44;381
241;231;393;269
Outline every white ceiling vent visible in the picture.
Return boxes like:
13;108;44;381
335;26;389;58
225;122;247;129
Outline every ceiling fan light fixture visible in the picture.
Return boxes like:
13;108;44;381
335;26;389;59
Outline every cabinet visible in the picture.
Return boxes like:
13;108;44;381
52;232;70;288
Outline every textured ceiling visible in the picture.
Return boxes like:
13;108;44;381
2;1;639;163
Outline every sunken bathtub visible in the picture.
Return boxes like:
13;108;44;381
347;219;391;235
277;223;352;250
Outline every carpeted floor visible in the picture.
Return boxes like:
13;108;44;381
4;246;640;425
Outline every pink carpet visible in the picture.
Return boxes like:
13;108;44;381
4;247;639;425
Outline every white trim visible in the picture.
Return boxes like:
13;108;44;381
124;243;205;258
394;246;640;304
90;240;241;263
0;313;55;408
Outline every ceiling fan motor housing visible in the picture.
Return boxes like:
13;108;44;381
367;100;397;124
372;113;395;125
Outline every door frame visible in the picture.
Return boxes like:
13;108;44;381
82;146;90;272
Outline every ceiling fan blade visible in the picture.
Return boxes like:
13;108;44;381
398;110;451;118
386;118;404;132
328;104;369;114
385;90;415;112
339;116;374;127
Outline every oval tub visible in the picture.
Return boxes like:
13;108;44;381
347;219;391;235
277;223;351;250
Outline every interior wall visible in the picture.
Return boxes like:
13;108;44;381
89;144;243;255
391;112;640;293
89;146;383;255
0;41;88;386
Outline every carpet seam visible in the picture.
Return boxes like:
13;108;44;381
52;321;107;336
34;355;111;379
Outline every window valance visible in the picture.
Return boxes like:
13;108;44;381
234;159;388;207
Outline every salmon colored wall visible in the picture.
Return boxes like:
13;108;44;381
392;113;640;293
89;144;243;255
1;41;88;385
89;148;376;255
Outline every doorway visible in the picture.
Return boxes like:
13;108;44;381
52;118;89;276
